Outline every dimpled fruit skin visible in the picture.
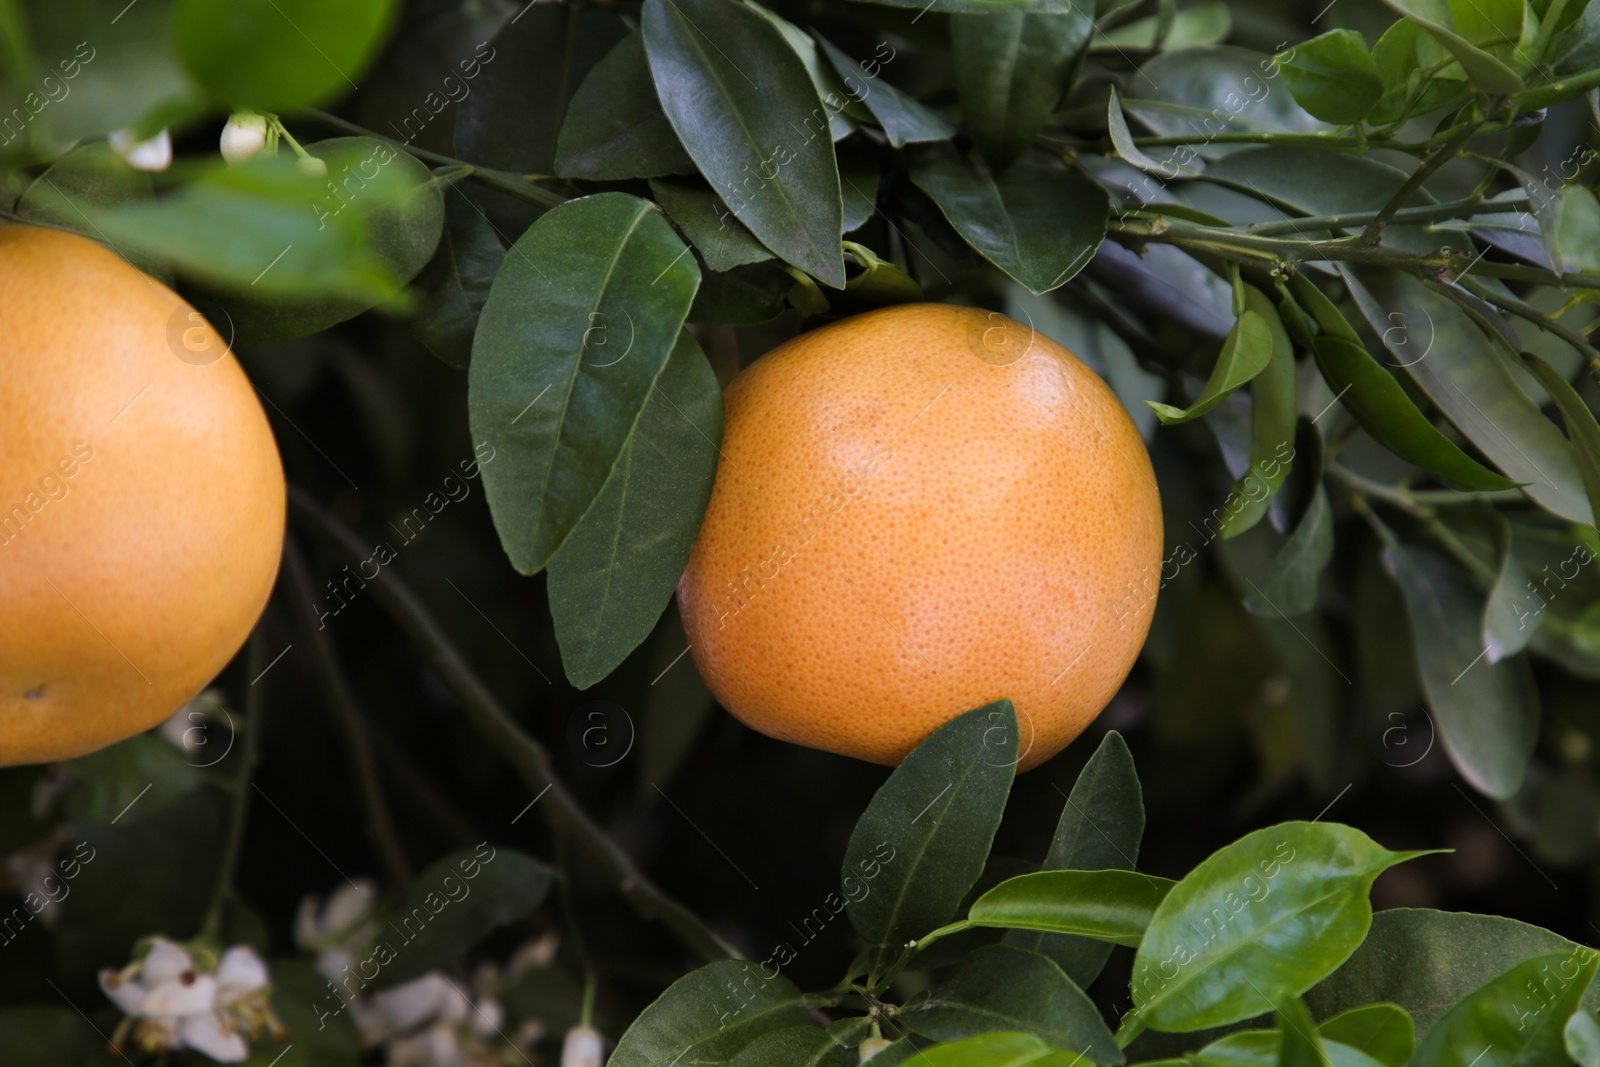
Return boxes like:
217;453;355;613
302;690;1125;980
676;303;1162;771
0;225;285;766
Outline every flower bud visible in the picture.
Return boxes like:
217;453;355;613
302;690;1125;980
562;1025;605;1067
108;127;172;172
220;112;269;164
859;1036;892;1061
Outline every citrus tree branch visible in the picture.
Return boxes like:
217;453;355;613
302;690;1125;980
1360;117;1486;245
286;486;740;964
283;537;413;889
1247;195;1528;236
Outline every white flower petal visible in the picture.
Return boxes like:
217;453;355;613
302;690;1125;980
98;970;147;1016
140;938;193;985
219;113;269;165
215;946;269;1002
562;1026;605;1067
108;127;172;172
180;1011;249;1062
323;879;377;935
141;975;216;1017
370;973;453;1035
469;996;503;1039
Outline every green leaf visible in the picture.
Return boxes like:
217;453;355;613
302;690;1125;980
967;869;1175;944
172;0;398;111
904;945;1123;1064
1568;1010;1600;1066
1148;310;1273;425
1177;1028;1388;1067
895;1032;1084;1066
1095;0;1231;50
643;0;845;287
727;1027;853;1067
16;142;159;273
1121;47;1323;139
1005;732;1144;985
840;146;881;232
690;260;796;326
214;136;446;344
816;34;956;147
1219;286;1297;538
1379;0;1526;92
841;0;1077;13
1383;544;1539;799
61;736;201;826
1521;352;1600;529
1368;19;1472;125
1317;1004;1415;1067
555;31;697;181
742;1;865;141
547;333;723;688
651;177;775;272
842;700;1018;977
1286;275;1521;494
412;189;507;371
1276;999;1324;1067
1274;30;1384;125
371;847;552;988
609;960;811;1067
1125;822;1429;1036
468;192;700;575
1551;183;1600;273
1310;908;1600;1034
909;149;1107;294
1413;948;1600;1066
950;10;1093;169
88;152;402;304
1483;509;1536;662
1242;485;1333;618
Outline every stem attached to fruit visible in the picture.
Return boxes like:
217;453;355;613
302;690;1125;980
286;487;740;964
202;630;266;939
283;537;413;889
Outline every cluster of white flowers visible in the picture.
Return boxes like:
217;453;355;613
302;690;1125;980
99;938;281;1061
296;881;551;1067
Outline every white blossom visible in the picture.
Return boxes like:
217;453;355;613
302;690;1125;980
219;112;269;164
108;127;172;172
100;938;276;1063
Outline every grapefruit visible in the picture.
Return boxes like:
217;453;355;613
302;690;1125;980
676;303;1162;771
0;224;285;766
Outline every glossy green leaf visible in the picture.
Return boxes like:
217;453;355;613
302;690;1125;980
1483;509;1537;662
643;0;845;287
841;700;1018;976
1310;908;1600;1034
1316;1004;1415;1066
1125;822;1428;1036
1383;543;1539;799
555;31;696;181
1176;1028;1388;1067
742;3;863;141
817;34;955;147
16;142;158;272
216;136;446;344
1551;183;1600;273
898;1032;1085;1066
909;150;1108;294
547;333;723;688
1522;352;1600;530
905;945;1122;1064
839;147;881;232
727;1026;852;1067
1273;30;1383;125
1379;0;1525;92
1367;18;1472;125
412;189;506;371
1219;287;1296;538
690;260;796;326
1567;1010;1600;1066
1005;731;1144;985
62;736;201;826
1287;275;1521;494
609;961;811;1067
371;847;552;988
651;177;774;272
950;10;1092;169
468;193;699;575
1148;310;1273;425
1412;948;1599;1066
966;869;1175;945
88;152;402;304
1095;0;1231;50
1242;484;1332;617
172;0;398;111
1121;47;1323;139
1276;998;1324;1067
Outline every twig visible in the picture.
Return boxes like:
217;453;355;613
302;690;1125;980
286;487;739;964
1248;196;1529;237
1360;118;1485;245
203;629;267;939
1455;275;1600;374
283;537;412;889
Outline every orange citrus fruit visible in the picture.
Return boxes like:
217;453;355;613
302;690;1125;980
677;303;1162;771
0;224;285;766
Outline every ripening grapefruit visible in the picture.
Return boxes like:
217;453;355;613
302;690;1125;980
0;224;285;766
676;303;1162;771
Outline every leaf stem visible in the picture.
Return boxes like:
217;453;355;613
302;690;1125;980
300;109;567;210
286;486;739;964
1360;117;1486;245
202;629;267;940
283;537;412;889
